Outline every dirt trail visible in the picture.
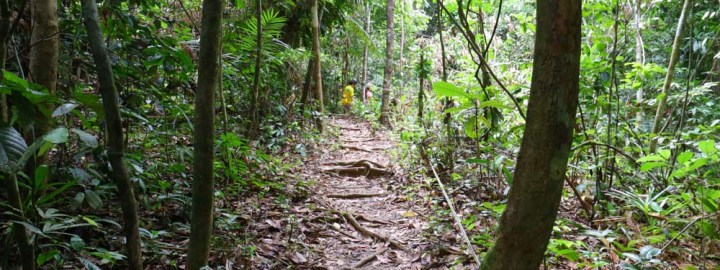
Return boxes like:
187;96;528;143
307;115;429;269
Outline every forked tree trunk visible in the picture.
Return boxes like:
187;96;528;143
311;0;324;131
80;0;143;268
481;0;582;269
379;0;395;127
649;0;691;150
27;0;59;183
185;0;223;268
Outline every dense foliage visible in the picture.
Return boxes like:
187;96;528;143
0;0;718;268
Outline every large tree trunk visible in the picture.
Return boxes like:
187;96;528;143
80;0;143;268
311;0;324;131
481;0;582;269
185;0;223;268
27;0;59;183
649;0;691;150
361;1;371;102
250;0;262;126
379;0;395;127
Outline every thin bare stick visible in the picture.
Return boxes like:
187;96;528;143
428;163;482;266
352;247;389;268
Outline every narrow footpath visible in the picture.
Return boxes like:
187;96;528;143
307;115;430;269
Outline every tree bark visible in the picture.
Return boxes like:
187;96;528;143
185;0;223;268
250;0;262;125
27;0;59;184
300;58;314;114
379;0;395;127
481;0;582;269
311;0;324;131
649;0;691;150
80;0;143;268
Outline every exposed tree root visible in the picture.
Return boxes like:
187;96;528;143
340;144;373;152
340;138;375;143
322;160;386;168
325;193;387;199
340;126;362;131
342;212;408;251
355;214;392;225
352;247;389;268
322;166;391;178
321;160;391;178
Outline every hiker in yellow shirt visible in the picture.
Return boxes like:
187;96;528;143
342;80;357;114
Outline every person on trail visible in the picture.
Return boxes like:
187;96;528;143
364;84;372;103
342;80;357;114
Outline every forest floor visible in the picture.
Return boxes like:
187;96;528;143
249;115;450;269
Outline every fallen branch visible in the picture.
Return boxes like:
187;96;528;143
352;247;389;268
326;193;387;199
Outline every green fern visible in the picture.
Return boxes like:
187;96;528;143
236;9;288;56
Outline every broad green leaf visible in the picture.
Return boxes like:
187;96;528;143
71;129;98;148
698;140;717;155
0;126;28;168
640;161;666;172
466;158;487;164
37;249;60;265
433;82;469;99
697;221;719;239
556;249;580;261
52;103;79;118
84;190;102;209
637;155;665;162
676;151;694;164
478;100;509;109
43;127;68;144
658;150;671;159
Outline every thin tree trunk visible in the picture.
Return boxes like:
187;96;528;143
300;58;314;113
311;0;324;131
6;172;35;270
481;0;582;269
379;0;395;127
185;0;223;268
0;0;11;123
417;50;424;122
634;0;645;130
80;0;143;268
649;0;691;150
361;1;371;103
27;0;59;183
439;0;452;129
397;0;404;101
250;0;262;125
342;38;349;85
